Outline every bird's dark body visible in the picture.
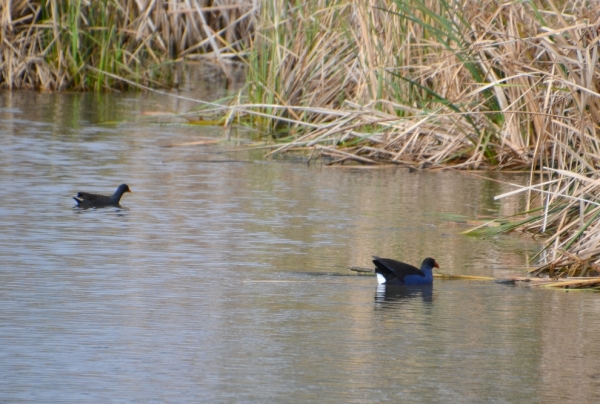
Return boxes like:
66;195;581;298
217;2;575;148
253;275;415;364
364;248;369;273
73;184;131;208
373;256;439;285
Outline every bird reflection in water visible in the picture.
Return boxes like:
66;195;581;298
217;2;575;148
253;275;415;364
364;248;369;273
374;284;433;308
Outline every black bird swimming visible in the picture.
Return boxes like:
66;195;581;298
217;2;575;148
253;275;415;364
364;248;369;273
73;184;131;208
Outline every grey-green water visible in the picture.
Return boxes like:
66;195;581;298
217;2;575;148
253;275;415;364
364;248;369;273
1;91;599;403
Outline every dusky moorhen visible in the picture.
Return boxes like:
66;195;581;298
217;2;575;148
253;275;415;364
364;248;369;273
73;184;131;208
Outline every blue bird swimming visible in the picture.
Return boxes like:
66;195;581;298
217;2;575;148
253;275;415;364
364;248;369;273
373;256;439;285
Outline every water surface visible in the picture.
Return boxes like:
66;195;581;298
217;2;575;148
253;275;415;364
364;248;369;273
1;91;599;403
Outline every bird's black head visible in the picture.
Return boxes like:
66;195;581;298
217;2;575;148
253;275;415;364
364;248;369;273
118;184;132;194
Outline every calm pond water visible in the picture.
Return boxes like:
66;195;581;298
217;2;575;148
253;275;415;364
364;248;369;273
1;90;600;403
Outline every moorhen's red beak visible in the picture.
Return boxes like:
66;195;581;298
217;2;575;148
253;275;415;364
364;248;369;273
434;261;440;268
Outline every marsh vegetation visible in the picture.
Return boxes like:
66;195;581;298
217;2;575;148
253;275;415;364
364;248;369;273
1;0;255;90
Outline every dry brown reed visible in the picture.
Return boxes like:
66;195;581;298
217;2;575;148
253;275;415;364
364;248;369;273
0;0;256;90
493;168;600;279
244;0;600;169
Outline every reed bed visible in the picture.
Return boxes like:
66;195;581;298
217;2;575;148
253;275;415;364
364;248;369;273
243;0;600;169
0;0;256;90
487;167;600;279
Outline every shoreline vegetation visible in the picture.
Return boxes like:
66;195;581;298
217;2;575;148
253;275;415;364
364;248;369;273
3;0;600;283
1;0;255;90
